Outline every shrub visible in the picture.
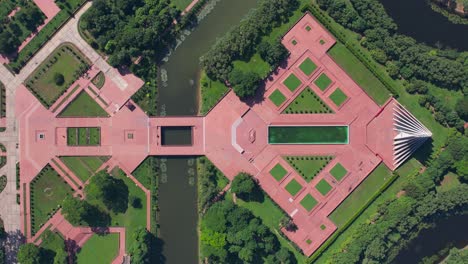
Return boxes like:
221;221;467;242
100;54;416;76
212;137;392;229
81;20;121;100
54;73;65;86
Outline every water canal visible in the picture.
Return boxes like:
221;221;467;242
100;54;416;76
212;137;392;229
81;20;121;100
379;0;468;50
156;0;259;263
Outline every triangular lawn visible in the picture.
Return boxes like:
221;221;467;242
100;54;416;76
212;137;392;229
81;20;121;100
282;87;333;114
59;91;109;117
285;156;333;182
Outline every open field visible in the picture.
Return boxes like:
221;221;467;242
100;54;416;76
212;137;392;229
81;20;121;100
59;91;108;117
283;87;332;114
30;165;74;235
171;0;193;11
25;43;90;108
286;156;333;182
76;233;119;264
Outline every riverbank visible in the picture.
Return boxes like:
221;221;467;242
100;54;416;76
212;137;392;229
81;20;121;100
430;1;468;25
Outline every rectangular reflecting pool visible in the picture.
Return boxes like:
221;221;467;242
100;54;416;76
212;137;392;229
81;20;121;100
161;126;193;146
268;126;349;144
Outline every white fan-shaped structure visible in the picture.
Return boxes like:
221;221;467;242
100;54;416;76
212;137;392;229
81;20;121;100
393;102;432;168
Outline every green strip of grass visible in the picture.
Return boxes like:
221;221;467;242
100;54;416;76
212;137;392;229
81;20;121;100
328;43;390;105
329;163;391;227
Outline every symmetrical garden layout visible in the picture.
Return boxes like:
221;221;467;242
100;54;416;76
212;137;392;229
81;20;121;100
16;13;431;259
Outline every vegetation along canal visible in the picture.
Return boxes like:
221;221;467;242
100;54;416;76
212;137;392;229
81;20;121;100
379;0;468;50
156;0;259;263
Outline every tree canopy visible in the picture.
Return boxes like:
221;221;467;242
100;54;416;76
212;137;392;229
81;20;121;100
85;170;129;214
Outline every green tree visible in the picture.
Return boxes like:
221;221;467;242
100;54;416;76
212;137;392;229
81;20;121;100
258;41;288;68
85;171;129;214
129;228;151;264
229;69;261;99
17;243;41;264
455;96;468;121
0;31;20;55
231;172;259;200
61;196;87;225
446;247;468;264
54;73;65;86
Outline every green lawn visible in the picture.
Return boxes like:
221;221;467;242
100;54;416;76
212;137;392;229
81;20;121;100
59;91;108;117
286;156;333;183
329;163;392;227
314;73;332;91
283;87;333;114
329;88;348;107
233;53;271;79
299;58;318;76
60;156;108;182
437;172;461;192
40;230;66;261
270;163;288;182
77;233;120;264
199;70;229;115
315;179;332;196
269;89;287;107
233;193;307;263
171;0;193;10
25;44;90;107
283;73;302;92
300;194;318;212
285;179;303;196
67;128;76;145
329;163;348;181
132;157;158;190
328;43;390;106
30;165;74;235
91;72;105;89
87;167;147;250
89;127;100;145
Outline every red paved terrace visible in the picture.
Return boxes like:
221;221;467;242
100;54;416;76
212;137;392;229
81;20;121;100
16;13;430;257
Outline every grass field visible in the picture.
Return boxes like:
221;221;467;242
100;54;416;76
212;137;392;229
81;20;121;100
283;73;302;92
329;163;392;227
232;193;307;263
329;163;347;181
77;233;119;264
60;156;109;182
285;179;303;196
30;165;73;234
269;89;287;107
437;172;461;192
25;44;90;108
171;0;193;10
67;127;101;146
59;91;108;117
315;179;332;196
270;163;288;181
286;156;333;182
300;194;318;212
328;43;390;105
87;167;146;250
299;58;318;76
199;70;229;115
283;87;333;114
329;88;348;107
314;73;332;91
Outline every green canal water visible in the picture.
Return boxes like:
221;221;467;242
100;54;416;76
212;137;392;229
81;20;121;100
156;0;259;263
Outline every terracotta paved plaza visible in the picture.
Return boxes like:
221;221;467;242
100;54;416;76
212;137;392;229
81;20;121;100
14;12;406;259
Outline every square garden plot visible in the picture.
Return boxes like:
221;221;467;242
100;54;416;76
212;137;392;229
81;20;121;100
285;156;333;183
282;87;333;114
314;73;332;91
285;179;303;196
329;88;348;107
25;43;90;108
299;58;318;76
270;163;288;181
316;179;332;196
67;127;101;146
283;73;302;92
330;163;348;181
300;194;318;212
30;164;74;235
268;89;286;107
